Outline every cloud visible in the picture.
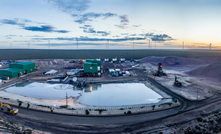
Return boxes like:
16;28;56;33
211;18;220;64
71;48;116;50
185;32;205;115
121;33;128;35
0;19;23;26
0;18;69;33
83;27;96;33
5;35;23;38
81;25;111;36
120;15;129;24
23;25;69;33
150;34;174;42
84;25;92;27
48;0;91;13
96;31;111;36
164;43;173;46
74;12;117;24
114;15;130;29
137;32;174;41
133;25;141;27
5;35;17;37
115;25;126;29
130;34;137;36
113;35;120;37
33;36;146;42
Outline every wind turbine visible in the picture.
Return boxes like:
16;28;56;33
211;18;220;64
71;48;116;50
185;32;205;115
76;38;78;49
149;39;150;49
106;40;109;49
133;40;135;49
28;41;30;49
209;43;212;51
182;41;184;50
48;40;50;49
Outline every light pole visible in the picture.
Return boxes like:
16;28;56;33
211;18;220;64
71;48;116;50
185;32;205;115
66;92;68;107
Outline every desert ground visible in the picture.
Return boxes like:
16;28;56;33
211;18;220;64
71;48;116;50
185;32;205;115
0;49;221;133
0;49;221;60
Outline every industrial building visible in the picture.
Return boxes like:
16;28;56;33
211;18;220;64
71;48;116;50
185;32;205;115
84;59;102;76
0;62;36;80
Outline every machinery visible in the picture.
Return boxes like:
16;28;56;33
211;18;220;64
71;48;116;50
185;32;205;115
154;63;167;77
0;102;18;115
174;76;182;87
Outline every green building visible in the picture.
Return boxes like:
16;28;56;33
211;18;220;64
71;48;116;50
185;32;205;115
9;62;35;74
84;59;101;74
0;62;36;80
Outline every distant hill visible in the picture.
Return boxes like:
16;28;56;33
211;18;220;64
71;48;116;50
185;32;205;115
187;62;221;81
140;56;205;66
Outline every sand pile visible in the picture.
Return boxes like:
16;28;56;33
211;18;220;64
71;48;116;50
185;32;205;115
187;62;221;81
140;56;205;66
196;57;221;64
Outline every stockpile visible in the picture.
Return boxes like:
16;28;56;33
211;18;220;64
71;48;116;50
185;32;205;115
187;62;221;81
140;56;205;66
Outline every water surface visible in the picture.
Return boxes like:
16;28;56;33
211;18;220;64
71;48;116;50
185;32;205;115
77;83;162;106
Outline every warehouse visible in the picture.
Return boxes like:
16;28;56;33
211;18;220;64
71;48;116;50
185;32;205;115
0;62;36;80
9;62;35;74
84;59;102;77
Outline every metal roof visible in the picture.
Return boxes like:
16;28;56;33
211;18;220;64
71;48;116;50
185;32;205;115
0;68;24;73
84;62;92;65
11;62;35;65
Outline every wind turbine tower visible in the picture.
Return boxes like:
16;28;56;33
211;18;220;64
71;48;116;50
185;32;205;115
182;42;184;50
209;43;212;51
28;42;30;49
76;38;78;49
133;41;134;49
106;40;109;49
149;40;150;49
48;40;50;49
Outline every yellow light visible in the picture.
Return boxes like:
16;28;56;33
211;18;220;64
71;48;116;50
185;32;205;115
90;86;93;92
90;67;92;69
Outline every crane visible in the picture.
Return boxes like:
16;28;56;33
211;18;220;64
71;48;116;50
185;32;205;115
0;102;18;115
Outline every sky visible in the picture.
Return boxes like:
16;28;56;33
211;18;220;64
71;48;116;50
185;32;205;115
0;0;220;49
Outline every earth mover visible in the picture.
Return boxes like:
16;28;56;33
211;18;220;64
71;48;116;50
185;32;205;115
0;102;18;115
174;76;182;87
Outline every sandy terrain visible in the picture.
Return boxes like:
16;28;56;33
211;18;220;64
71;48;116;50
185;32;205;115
0;49;221;60
140;56;221;100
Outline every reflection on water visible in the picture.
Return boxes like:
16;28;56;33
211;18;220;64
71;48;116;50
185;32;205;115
84;84;101;92
5;82;82;99
5;82;163;107
77;83;162;106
